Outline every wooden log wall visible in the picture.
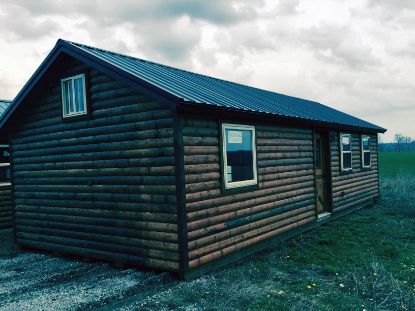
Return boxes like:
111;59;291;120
10;58;179;271
182;117;317;270
0;183;12;230
330;132;379;212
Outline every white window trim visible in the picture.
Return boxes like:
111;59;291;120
361;135;371;168
340;133;352;172
61;74;88;118
222;123;257;189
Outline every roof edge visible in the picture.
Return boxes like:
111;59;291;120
178;101;387;134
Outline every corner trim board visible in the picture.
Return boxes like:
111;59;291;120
173;111;189;279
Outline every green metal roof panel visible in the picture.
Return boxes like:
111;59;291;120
67;41;385;132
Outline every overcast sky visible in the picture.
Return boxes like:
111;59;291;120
1;0;414;142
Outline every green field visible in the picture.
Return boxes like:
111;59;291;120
379;151;415;177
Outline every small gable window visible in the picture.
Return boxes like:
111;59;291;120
361;136;371;168
340;133;352;171
61;74;87;118
222;124;257;189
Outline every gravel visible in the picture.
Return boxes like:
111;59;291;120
0;230;172;311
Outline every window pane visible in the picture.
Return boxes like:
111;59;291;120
343;153;352;170
362;138;370;151
315;137;321;169
0;149;9;163
341;135;351;151
68;81;76;113
74;77;85;113
364;152;371;167
63;80;75;114
226;129;254;183
0;167;10;181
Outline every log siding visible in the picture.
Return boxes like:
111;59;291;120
182;117;317;270
0;183;12;230
10;59;179;271
330;132;379;212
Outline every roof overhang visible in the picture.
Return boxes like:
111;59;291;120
177;101;386;134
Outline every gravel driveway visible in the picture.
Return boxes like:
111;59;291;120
0;230;180;311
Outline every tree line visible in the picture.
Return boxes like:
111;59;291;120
379;134;414;152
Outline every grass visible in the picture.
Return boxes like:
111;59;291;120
117;152;415;310
139;202;415;310
379;151;415;177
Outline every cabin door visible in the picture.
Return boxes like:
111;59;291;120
314;131;331;215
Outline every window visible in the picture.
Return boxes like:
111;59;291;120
361;136;371;168
61;74;87;117
315;136;322;169
0;166;10;182
0;145;10;182
340;133;352;171
222;124;257;189
0;149;9;163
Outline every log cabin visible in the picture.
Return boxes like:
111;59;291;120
0;99;12;230
0;40;386;279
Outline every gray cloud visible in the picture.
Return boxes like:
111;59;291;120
277;0;300;15
300;24;380;70
389;39;415;58
367;0;415;10
10;0;261;25
2;0;265;61
0;4;61;41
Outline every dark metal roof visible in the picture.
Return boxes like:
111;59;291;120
1;39;386;133
0;100;11;121
67;41;385;132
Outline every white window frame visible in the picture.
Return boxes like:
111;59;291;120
0;144;10;185
61;74;88;118
222;123;257;189
340;133;352;172
361;135;371;168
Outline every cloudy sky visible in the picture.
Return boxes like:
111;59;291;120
1;0;414;142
